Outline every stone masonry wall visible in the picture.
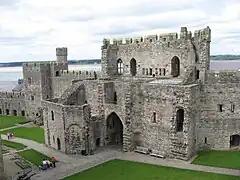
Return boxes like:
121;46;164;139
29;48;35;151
197;70;240;150
0;92;26;116
135;82;199;160
0;136;5;179
42;101;66;152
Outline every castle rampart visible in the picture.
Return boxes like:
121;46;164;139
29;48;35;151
102;27;211;47
0;92;25;99
207;70;240;83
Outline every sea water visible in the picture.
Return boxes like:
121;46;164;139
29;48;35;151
0;60;240;92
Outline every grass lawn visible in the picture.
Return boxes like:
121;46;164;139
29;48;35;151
63;160;239;180
18;149;51;166
0;115;26;129
1;139;27;150
192;150;240;170
1;127;44;144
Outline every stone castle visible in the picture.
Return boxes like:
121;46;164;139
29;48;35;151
1;26;240;166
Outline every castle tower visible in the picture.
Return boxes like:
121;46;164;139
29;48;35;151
56;47;68;63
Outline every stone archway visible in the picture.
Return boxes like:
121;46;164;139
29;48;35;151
106;112;123;145
171;56;180;77
130;58;137;76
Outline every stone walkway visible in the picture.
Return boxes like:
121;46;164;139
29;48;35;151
1;134;240;179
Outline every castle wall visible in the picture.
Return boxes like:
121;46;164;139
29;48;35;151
0;136;5;179
102;27;211;83
197;70;240;150
42;101;66;152
0;92;26;116
23;63;50;122
133;82;199;160
51;70;99;98
42;100;93;154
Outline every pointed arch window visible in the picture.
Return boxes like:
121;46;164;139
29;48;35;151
117;59;123;75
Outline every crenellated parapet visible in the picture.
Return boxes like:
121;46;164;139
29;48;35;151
0;91;25;98
207;70;240;83
56;47;68;56
102;26;211;48
57;70;99;80
23;62;52;72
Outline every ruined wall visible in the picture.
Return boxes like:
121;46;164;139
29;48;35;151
133;82;199;160
51;70;99;98
101;27;211;82
0;136;5;180
197;70;240;150
43;99;93;154
0;92;26;116
42;100;66;152
23;63;50;122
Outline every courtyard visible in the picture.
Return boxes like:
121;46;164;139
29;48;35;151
192;150;240;170
0;115;26;129
1;126;44;143
63;159;239;180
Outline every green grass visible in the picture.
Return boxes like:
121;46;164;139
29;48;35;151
1;139;27;150
63;160;239;180
0;115;26;129
18;149;51;166
1;127;44;144
192;150;240;170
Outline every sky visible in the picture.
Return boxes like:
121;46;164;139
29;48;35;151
0;0;239;62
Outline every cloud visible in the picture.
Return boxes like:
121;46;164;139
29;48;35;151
0;0;239;62
0;0;18;6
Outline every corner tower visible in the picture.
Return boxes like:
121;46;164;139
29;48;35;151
56;47;68;63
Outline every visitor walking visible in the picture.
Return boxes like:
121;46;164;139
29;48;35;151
51;156;57;168
7;132;10;140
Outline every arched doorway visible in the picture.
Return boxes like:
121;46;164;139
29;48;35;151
106;112;123;145
171;56;180;77
130;58;137;76
21;110;25;116
57;138;61;150
230;135;240;147
13;110;17;116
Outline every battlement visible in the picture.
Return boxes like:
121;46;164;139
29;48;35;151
102;26;211;47
22;61;60;72
0;91;25;98
57;70;99;80
208;70;240;83
56;47;68;56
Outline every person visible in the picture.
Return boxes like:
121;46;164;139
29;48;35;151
51;156;56;168
42;159;48;170
7;132;10;140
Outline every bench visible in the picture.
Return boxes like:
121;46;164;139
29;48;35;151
134;146;149;154
150;150;165;158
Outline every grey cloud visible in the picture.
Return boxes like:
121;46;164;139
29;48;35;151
0;0;18;6
62;14;94;22
94;24;145;36
0;35;36;45
107;2;193;17
61;6;95;22
95;15;209;37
